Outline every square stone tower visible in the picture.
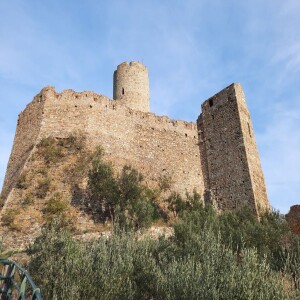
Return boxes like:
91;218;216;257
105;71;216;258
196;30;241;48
198;83;269;214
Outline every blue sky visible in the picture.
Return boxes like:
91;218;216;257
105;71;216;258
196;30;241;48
1;0;300;213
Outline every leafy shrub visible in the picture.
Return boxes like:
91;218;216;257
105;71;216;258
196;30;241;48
1;208;20;230
87;148;157;229
158;173;173;191
87;147;119;222
20;191;35;206
165;192;186;217
67;150;94;184
37;137;64;165
116;165;155;229
15;172;29;189
44;193;76;230
58;134;86;152
28;224;297;300
45;192;68;214
35;176;51;198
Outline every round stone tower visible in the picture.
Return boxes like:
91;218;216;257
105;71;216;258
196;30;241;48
113;61;150;112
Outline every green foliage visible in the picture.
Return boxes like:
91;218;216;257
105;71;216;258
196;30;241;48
57;134;86;152
87;148;157;229
37;134;85;165
35;176;51;198
16;172;29;189
174;203;300;278
116;165;154;229
37;137;64;165
28;224;82;299
44;193;76;230
1;208;20;230
158;174;173;191
88;147;119;221
20;191;35;206
164;190;203;218
28;224;297;300
45;192;68;214
165;192;186;217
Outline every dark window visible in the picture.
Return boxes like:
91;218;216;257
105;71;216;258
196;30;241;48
209;98;213;107
247;122;252;137
122;88;125;95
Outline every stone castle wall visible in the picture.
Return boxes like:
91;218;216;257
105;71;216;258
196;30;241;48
33;86;205;196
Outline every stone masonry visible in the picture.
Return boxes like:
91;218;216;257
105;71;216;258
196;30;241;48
1;61;270;217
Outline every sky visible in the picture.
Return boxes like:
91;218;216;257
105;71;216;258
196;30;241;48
0;0;300;213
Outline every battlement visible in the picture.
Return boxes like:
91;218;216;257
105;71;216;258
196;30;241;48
117;61;147;70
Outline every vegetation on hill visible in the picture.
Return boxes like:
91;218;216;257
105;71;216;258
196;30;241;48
2;134;300;299
28;206;300;300
27;145;300;299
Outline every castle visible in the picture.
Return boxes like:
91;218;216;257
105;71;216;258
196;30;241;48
1;61;269;239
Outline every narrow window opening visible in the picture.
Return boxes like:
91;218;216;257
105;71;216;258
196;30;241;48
247;122;252;137
209;98;214;107
122;88;125;95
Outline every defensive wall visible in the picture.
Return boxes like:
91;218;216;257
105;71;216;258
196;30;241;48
2;86;205;204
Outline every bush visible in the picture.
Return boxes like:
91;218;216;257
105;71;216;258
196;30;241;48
28;225;297;300
1;208;20;230
16;172;28;189
44;193;76;230
58;134;86;152
87;147;119;222
35;176;51;199
165;192;186;217
116;165;155;229
87;148;157;229
20;191;35;206
37;137;64;165
37;134;86;166
158;174;173;191
45;192;68;214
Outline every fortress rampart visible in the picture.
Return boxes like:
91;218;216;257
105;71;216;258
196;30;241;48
1;61;269;217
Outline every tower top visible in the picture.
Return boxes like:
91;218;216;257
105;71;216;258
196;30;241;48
113;61;150;112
